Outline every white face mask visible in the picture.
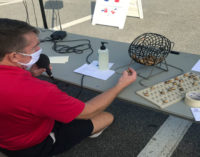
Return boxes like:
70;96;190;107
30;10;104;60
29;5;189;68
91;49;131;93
18;48;42;69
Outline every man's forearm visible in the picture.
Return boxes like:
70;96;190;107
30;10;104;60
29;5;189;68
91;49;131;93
77;68;137;119
77;84;123;119
87;84;122;109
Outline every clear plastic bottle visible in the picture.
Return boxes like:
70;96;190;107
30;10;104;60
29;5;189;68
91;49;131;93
98;42;109;70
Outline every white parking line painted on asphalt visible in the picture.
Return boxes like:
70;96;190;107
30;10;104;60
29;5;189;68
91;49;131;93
53;15;92;30
137;116;192;157
0;0;22;6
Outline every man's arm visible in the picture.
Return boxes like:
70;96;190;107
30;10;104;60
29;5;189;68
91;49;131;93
77;68;137;119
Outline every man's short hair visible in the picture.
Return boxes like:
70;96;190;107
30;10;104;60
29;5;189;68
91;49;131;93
0;18;39;61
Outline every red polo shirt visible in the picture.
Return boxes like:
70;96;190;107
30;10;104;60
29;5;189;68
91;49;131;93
0;65;85;150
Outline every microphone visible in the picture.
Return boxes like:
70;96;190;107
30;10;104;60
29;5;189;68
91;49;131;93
36;54;53;78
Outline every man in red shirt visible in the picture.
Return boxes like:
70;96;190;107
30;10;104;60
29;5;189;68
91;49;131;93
0;18;137;157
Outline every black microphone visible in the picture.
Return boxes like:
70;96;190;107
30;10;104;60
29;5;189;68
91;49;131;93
36;54;53;78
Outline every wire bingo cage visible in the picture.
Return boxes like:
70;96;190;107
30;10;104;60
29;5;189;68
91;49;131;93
128;33;183;86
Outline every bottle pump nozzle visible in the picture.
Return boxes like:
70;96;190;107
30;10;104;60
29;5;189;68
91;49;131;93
100;42;108;50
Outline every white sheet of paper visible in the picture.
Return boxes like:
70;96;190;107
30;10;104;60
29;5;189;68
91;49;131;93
191;60;200;72
49;56;69;64
191;108;200;121
74;61;115;80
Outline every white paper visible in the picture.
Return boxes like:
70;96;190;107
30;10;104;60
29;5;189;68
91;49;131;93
191;60;200;72
74;61;115;80
49;56;69;64
191;108;200;121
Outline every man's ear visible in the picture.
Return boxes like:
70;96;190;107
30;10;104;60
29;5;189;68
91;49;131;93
7;52;19;63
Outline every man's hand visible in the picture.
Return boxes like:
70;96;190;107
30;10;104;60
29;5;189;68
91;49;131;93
78;68;137;120
30;64;46;77
116;68;137;89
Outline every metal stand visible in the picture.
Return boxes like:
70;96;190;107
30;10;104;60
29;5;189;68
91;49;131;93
39;0;48;29
128;59;184;87
136;59;169;80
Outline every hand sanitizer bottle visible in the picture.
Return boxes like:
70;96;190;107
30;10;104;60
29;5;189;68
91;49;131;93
98;42;109;70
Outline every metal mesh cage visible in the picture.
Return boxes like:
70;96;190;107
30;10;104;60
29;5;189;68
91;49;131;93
128;33;172;66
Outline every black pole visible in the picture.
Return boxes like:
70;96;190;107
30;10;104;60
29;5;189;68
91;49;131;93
39;0;48;29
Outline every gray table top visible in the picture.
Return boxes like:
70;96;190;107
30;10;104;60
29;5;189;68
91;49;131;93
39;30;200;122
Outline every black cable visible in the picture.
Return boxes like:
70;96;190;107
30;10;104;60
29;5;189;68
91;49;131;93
52;39;93;64
40;37;94;98
75;44;93;98
75;75;85;98
54;39;93;98
53;42;90;54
